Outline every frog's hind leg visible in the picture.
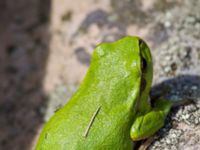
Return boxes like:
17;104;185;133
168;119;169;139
130;98;172;141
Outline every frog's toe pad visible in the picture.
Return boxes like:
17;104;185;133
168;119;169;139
130;111;165;141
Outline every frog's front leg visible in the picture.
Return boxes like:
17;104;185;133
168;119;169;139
130;98;172;141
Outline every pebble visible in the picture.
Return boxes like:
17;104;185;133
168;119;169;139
191;86;198;90
164;21;171;28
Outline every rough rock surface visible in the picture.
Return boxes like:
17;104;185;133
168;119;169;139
0;0;200;150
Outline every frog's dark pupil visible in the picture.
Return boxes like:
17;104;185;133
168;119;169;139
139;39;143;46
141;57;147;71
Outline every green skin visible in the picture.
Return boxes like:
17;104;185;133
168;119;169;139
35;36;172;150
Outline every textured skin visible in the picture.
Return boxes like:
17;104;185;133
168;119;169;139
35;36;170;150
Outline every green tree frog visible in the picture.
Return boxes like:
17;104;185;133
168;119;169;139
35;36;172;150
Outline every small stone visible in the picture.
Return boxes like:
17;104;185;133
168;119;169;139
171;133;177;138
191;86;198;90
185;114;190;119
165;55;171;61
164;66;171;73
164;21;171;28
166;139;171;144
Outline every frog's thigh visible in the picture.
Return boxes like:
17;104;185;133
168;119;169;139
130;98;172;141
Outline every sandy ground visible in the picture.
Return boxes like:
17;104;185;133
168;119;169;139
0;0;200;150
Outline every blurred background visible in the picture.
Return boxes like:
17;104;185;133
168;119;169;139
0;0;200;150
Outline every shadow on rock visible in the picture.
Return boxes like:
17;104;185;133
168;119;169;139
149;74;200;142
151;74;200;102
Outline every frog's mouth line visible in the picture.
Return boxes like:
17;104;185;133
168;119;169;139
135;39;149;113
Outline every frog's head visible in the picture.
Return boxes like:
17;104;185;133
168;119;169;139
90;36;153;113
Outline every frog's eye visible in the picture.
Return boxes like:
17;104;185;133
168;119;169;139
141;57;147;71
139;39;148;71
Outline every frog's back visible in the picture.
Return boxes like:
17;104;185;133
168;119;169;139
35;36;142;150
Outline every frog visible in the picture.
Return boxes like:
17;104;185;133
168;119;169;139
35;36;172;150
